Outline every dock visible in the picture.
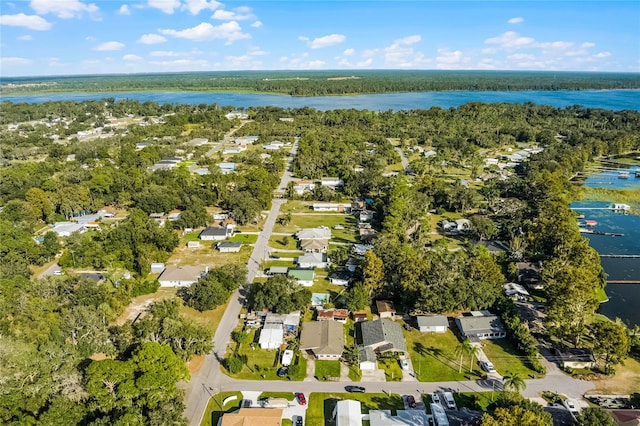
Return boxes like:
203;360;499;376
600;254;640;258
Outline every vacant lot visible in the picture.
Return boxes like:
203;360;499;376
589;356;640;395
404;328;483;382
273;213;355;234
168;242;251;267
481;339;539;378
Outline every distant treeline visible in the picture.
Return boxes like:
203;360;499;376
2;70;639;96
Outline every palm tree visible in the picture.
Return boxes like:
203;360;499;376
455;339;474;374
502;371;526;394
468;344;480;373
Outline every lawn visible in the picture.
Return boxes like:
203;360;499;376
268;235;299;250
270;251;304;259
378;357;403;381
589;355;640;395
279;200;315;213
273;213;355;234
315;360;341;380
306;392;404;426
262;260;296;269
480;339;539;378
453;392;497;411
404;329;484;382
200;391;243;426
167;242;252;267
258;392;295;401
228;233;259;244
223;328;307;381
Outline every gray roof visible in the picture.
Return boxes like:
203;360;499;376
217;241;242;248
200;226;228;237
267;266;289;274
360;319;407;352
455;314;506;336
417;315;449;328
359;346;377;363
299;321;344;355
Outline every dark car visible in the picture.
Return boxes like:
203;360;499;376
297;393;307;405
406;395;417;409
295;416;303;426
345;386;366;393
277;367;288;377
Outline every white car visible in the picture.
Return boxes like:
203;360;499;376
480;361;496;373
400;359;410;370
431;393;440;404
564;399;580;415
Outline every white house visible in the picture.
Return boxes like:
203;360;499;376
217;241;242;252
320;177;344;189
312;203;351;212
158;265;206;287
258;322;284;350
292;179;316;196
297;252;330;268
222;146;246;155
334;400;362;426
51;222;87;237
417;315;449;333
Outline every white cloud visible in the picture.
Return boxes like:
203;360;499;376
0;13;52;30
508;17;524;24
357;58;373;67
212;9;253;21
485;31;535;49
308;34;346;49
159;21;250;43
251;20;262;28
1;56;32;66
298;36;309;42
30;0;99;19
138;33;167;44
247;46;267;56
594;51;611;58
436;48;469;69
149;58;209;68
394;34;421;45
343;48;355;56
150;50;187;57
182;0;221;15
118;4;130;15
18;35;34;40
224;54;263;69
581;42;595;48
147;0;180;14
383;35;427;68
85;35;95;41
482;47;497;54
123;54;142;61
94;41;125;51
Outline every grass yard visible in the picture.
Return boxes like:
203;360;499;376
223;328;307;381
589;355;640;395
315;360;341;380
273;213;355;234
167;243;251;267
262;260;296;269
480;339;539;378
228;233;259;244
306;392;404;426
331;227;358;243
452;392;497;411
268;235;299;250
270;251;304;259
348;366;362;381
279;200;315;213
258;392;295;401
404;329;483;382
378;357;403;381
200;391;243;426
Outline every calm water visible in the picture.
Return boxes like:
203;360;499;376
2;89;640;111
572;166;640;327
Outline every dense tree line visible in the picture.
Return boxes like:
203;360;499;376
2;70;639;97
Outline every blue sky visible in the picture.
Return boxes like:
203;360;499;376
1;1;638;77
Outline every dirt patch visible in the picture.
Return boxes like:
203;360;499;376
116;288;177;326
188;354;205;375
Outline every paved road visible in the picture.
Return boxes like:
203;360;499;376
184;139;299;426
39;262;62;278
205;120;250;157
395;146;410;172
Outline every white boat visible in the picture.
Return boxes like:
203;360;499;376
618;171;629;179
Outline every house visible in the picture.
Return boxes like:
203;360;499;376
329;272;351;286
187;241;201;249
358;211;375;222
150;263;165;274
158;265;206;287
222;146;245;155
353;311;368;323
79;272;105;283
503;282;530;299
235;135;258;145
455;218;471;232
266;266;288;275
288;268;315;286
359;346;378;370
424;149;437;158
557;348;596;369
263;140;285;150
199;224;234;241
312;203;351;212
300;320;344;359
440;220;457;232
376;300;396;319
334;400;362;426
218;162;237;174
296;227;332;240
220;408;282;426
416;315;448;333
51;222;87;237
353;244;374;256
516;261;543;290
258;321;284;350
187;137;208;146
359;228;377;241
297;252;330;268
213;212;229;221
217;241;243;252
292;179;316;196
345;257;360;272
317;308;349;323
455;311;506;341
320;177;344;189
311;292;330;308
369;410;429;426
264;311;301;334
167;212;181;221
300;239;329;253
359;319;407;354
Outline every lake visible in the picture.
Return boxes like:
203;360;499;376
571;166;640;328
2;89;640;111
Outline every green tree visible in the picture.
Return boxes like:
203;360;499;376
590;319;630;374
362;249;385;296
345;282;370;312
503;371;526;393
575;407;618;426
25;187;54;222
225;357;243;374
481;405;552;426
470;215;498;241
41;231;60;261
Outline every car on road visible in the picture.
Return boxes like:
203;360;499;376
297;393;306;405
53;270;64;276
406;395;417;409
270;255;280;259
431;393;440;404
400;359;409;370
480;360;496;373
345;385;366;393
564;399;580;415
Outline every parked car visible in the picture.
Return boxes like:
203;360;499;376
406;395;417;409
564;399;580;416
431;393;440;404
277;367;288;377
270;255;280;259
400;359;409;370
345;385;366;393
480;360;496;373
295;416;303;426
297;393;306;405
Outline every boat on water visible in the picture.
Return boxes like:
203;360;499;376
618;171;630;179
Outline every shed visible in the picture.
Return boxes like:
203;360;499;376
150;263;165;274
217;241;242;252
311;292;330;308
558;348;596;369
267;266;289;275
416;315;448;333
376;300;396;319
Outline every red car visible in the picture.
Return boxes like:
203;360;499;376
297;393;307;405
